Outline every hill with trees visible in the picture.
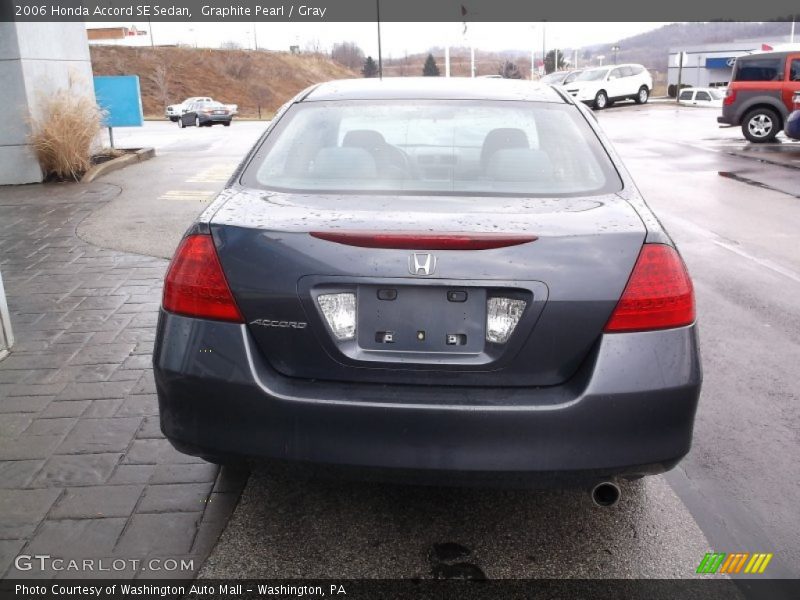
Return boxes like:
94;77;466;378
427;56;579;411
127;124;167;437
90;45;355;119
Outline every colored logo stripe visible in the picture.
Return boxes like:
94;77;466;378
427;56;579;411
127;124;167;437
697;552;773;574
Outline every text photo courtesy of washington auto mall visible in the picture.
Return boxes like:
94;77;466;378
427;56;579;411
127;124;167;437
1;0;800;599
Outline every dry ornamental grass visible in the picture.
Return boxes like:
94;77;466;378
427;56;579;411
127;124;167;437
29;87;104;181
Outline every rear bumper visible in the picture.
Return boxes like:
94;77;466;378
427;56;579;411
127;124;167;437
199;115;232;124
154;311;701;484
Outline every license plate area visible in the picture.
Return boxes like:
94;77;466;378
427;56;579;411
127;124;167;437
357;285;486;354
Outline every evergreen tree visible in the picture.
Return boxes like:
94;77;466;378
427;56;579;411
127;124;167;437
362;56;379;78
422;53;440;77
545;49;566;74
498;60;522;79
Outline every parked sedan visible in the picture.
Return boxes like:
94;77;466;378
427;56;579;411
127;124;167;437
154;78;700;502
678;87;724;108
178;101;233;128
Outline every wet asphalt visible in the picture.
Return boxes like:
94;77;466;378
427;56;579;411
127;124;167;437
101;105;800;580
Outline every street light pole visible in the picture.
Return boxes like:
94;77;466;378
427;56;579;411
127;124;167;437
611;45;620;65
376;0;383;79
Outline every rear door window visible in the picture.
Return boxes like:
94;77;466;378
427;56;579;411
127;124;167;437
790;59;800;82
696;91;712;101
679;90;694;101
734;57;784;82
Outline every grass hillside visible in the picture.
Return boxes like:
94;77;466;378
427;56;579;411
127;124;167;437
90;46;355;119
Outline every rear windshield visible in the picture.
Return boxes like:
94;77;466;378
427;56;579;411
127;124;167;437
242;100;621;196
733;57;784;82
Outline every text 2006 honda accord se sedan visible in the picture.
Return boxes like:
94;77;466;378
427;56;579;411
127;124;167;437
154;78;701;500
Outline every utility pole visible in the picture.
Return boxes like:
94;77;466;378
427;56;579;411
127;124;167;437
253;24;258;51
470;46;475;77
542;23;546;74
376;0;383;79
676;51;685;103
148;16;154;48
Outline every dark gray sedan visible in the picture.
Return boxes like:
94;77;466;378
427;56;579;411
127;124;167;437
154;78;700;502
178;100;232;128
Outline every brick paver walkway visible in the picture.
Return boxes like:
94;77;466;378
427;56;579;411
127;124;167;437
0;182;246;579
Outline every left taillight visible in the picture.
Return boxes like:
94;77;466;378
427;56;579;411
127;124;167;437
162;234;243;323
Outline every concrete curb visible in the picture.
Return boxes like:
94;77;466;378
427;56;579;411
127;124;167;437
81;147;156;183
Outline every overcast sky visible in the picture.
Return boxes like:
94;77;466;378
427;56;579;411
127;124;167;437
94;21;669;56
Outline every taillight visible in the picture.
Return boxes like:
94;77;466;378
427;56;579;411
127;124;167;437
162;234;243;322
310;231;537;250
604;244;695;333
723;89;736;106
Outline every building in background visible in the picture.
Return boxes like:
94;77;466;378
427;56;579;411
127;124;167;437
87;25;151;46
668;37;798;89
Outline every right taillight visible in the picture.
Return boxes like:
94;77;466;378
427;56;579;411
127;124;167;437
723;88;736;106
604;244;695;333
162;234;243;323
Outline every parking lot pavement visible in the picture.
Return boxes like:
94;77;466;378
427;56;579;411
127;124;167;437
201;470;709;579
0;183;246;579
596;103;800;577
78;121;266;259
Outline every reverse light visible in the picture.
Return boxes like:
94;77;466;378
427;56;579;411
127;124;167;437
162;234;243;322
317;293;356;340
604;244;695;333
486;297;526;344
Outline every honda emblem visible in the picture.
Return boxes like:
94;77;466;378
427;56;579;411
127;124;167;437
409;253;436;276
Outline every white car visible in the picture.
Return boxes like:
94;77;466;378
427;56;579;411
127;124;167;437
564;64;653;110
677;87;724;108
165;97;213;122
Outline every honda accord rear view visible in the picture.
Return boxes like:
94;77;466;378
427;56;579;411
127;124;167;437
153;78;701;489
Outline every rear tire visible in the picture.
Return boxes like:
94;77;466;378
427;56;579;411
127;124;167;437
593;91;608;110
742;108;780;143
635;86;649;104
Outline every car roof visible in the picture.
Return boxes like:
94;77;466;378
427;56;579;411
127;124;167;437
738;51;790;60
302;77;566;103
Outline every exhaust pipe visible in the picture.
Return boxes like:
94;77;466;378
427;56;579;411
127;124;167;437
591;481;621;507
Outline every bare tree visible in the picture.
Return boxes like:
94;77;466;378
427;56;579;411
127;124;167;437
220;40;242;50
252;84;273;120
148;62;171;107
304;37;324;55
222;51;252;80
331;41;365;70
